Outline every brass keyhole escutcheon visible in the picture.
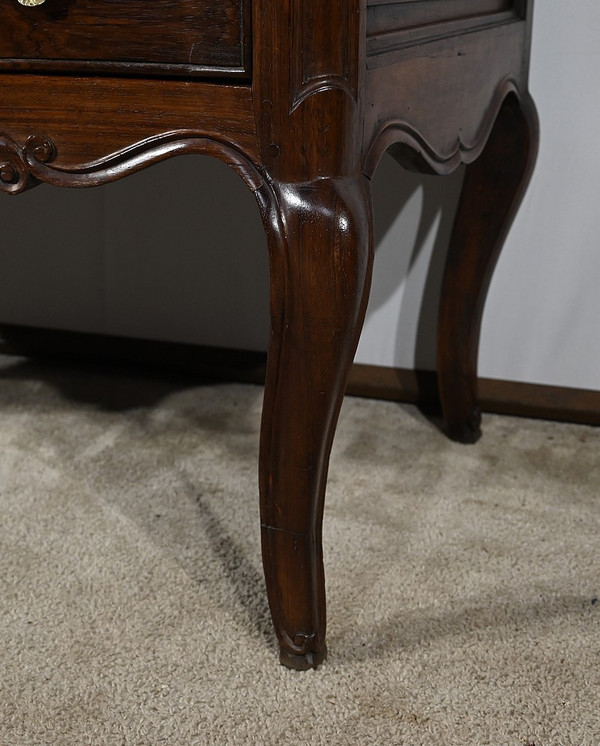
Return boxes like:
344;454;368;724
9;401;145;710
18;0;46;5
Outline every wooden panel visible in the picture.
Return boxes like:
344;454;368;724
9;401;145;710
367;0;525;64
0;0;251;79
0;74;259;168
368;0;515;30
363;21;530;173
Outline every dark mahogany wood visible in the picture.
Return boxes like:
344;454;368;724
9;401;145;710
258;176;373;669
437;93;539;443
0;0;251;78
0;0;537;668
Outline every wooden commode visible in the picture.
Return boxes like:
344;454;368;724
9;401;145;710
0;0;538;668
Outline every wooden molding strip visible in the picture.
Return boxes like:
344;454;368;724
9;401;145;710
366;0;523;66
348;363;600;428
0;324;598;428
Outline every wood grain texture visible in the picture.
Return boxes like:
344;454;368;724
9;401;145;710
252;0;363;181
362;21;531;175
0;0;251;77
437;92;539;443
0;0;537;668
256;175;373;669
0;75;259;190
366;0;523;64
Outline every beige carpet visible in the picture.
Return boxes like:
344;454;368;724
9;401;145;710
0;353;598;745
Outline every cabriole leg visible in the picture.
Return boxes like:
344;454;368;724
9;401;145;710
256;175;373;669
437;93;539;443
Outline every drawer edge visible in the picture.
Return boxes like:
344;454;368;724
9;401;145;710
0;59;251;81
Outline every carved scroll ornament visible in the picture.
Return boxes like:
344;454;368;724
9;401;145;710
0;131;264;195
0;134;55;194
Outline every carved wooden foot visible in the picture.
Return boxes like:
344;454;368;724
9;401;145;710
437;93;539;443
256;176;373;669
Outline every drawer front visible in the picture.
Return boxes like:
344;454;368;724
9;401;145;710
0;0;251;79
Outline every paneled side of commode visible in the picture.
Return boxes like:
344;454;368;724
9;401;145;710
367;0;526;67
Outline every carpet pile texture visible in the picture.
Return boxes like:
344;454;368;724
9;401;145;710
0;354;598;745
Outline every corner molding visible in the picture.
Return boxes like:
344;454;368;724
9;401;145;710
289;0;360;113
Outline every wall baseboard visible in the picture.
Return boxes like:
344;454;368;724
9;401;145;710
348;363;600;427
1;323;598;428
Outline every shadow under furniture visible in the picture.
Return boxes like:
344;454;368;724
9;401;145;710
0;0;537;669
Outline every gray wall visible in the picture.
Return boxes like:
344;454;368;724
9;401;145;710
1;0;599;391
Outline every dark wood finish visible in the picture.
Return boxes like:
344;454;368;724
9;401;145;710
258;177;373;669
0;0;251;78
347;364;600;430
366;0;524;64
477;378;600;428
437;93;539;443
0;0;537;668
